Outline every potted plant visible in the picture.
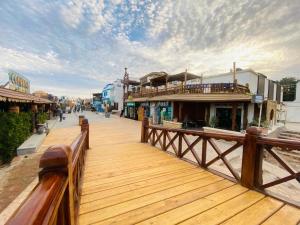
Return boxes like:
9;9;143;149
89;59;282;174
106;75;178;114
260;120;269;135
209;116;218;128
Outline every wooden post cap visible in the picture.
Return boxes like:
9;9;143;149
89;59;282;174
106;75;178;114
246;126;262;136
39;145;72;169
82;118;89;125
142;117;149;126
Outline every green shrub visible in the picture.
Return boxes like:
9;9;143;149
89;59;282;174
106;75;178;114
0;112;33;163
37;112;48;124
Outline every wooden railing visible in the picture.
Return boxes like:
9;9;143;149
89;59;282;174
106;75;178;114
141;118;300;207
131;83;250;98
6;119;89;225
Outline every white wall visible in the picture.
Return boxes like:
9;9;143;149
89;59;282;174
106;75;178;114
284;82;300;122
273;83;277;101
112;79;124;111
202;70;258;94
248;103;255;123
264;80;269;100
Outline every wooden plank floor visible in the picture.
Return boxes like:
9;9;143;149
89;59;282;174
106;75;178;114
79;117;300;225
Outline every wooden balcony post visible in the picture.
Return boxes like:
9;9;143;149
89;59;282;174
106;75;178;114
162;130;166;151
202;138;207;167
81;118;89;149
39;145;75;225
178;132;182;158
241;127;263;189
141;117;149;143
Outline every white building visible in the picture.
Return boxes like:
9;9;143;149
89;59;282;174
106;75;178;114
284;81;300;122
110;79;124;111
201;69;283;127
102;79;124;111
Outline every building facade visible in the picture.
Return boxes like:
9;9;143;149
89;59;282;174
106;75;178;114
124;69;283;131
284;81;300;122
100;79;125;112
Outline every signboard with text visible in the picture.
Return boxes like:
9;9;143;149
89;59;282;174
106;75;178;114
8;71;30;93
252;95;263;104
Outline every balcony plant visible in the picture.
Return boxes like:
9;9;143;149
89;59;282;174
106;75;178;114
209;116;218;128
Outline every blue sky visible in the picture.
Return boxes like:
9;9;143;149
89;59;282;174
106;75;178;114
0;0;299;97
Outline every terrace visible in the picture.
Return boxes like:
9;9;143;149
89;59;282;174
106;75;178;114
5;117;300;225
126;72;250;101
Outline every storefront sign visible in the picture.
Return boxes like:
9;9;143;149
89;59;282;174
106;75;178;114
126;102;135;107
252;95;263;104
156;101;169;107
140;102;149;107
8;71;30;93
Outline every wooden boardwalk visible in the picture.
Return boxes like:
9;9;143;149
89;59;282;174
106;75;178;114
79;118;300;225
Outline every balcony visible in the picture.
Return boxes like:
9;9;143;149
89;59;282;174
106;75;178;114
129;83;250;100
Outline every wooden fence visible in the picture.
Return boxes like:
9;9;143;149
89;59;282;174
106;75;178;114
141;118;300;207
6;119;89;225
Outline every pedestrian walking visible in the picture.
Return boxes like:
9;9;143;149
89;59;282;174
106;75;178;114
58;108;63;122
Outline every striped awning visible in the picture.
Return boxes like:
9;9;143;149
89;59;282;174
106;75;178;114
0;87;53;104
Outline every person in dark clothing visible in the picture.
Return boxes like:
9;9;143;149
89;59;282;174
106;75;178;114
58;108;63;122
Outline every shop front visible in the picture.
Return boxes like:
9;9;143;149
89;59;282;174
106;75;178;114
150;101;173;124
211;103;248;131
173;102;208;128
137;102;150;121
125;102;139;120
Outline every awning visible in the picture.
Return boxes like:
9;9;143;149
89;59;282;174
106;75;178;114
0;87;53;104
141;72;201;87
168;72;200;82
126;93;252;103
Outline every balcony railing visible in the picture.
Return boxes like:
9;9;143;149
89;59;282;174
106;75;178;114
141;118;300;207
6;119;89;225
130;83;250;99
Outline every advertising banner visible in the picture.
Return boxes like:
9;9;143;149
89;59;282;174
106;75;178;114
8;71;30;93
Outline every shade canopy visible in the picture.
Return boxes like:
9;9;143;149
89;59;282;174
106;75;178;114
0;87;53;104
141;72;200;87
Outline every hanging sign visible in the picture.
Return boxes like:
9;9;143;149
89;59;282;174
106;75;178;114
252;95;263;104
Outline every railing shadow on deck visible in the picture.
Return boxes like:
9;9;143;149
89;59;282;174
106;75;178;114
6;119;89;225
141;118;300;208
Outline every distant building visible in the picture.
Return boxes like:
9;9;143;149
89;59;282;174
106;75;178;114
102;79;124;111
92;93;103;112
102;83;113;105
33;91;49;99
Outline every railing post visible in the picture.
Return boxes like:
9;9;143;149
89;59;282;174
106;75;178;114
81;118;89;149
151;128;155;146
141;117;149;143
241;127;263;189
39;145;75;225
162;130;166;151
178;132;182;158
6;145;75;225
202;137;207;167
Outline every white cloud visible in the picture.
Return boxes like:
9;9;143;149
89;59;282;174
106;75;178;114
61;0;84;28
1;0;300;97
0;47;63;73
